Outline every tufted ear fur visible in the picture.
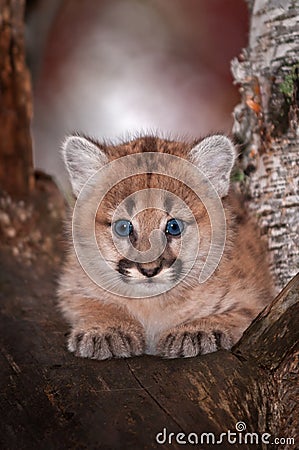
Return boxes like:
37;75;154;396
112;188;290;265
62;135;108;197
189;135;236;197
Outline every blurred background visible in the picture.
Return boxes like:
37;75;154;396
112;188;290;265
25;0;248;193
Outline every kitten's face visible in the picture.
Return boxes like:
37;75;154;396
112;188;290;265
64;135;235;298
94;174;211;294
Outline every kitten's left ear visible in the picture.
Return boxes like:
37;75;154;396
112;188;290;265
189;135;236;197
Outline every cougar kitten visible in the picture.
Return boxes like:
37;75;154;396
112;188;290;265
58;134;273;359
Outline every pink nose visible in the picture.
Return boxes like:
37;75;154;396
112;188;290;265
136;263;162;278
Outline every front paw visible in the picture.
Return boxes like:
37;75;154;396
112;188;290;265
68;326;145;360
156;325;232;358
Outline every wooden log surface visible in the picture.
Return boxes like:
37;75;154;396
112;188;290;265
0;181;298;450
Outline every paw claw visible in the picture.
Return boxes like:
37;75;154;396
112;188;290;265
68;327;145;360
157;327;232;358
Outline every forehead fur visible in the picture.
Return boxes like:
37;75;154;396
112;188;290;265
96;174;207;224
91;137;210;222
102;136;193;160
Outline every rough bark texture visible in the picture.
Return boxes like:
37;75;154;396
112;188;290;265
0;183;298;449
231;0;299;291
0;0;34;197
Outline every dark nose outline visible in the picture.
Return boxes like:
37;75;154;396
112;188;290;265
136;263;162;278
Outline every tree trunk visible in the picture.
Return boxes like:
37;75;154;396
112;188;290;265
231;0;299;292
0;0;34;197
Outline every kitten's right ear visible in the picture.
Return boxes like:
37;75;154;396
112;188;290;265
62;135;108;196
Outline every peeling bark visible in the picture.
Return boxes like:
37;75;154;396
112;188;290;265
231;0;299;291
0;0;34;197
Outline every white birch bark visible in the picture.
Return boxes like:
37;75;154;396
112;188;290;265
231;0;299;291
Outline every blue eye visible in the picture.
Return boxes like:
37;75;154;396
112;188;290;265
165;218;184;236
113;220;133;237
